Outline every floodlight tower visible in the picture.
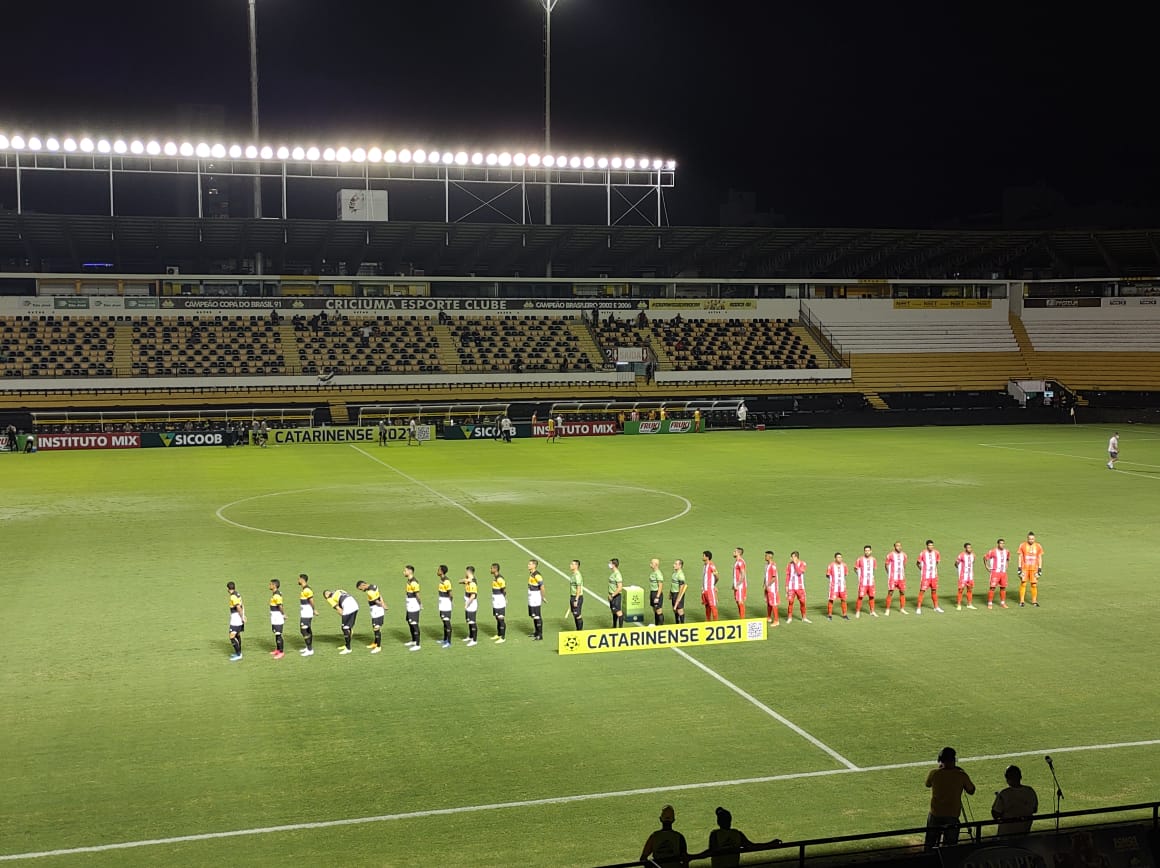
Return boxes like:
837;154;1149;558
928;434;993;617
247;0;264;275
540;0;562;227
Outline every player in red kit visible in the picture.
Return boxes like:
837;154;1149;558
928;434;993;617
855;544;878;618
915;539;944;614
785;551;810;623
701;550;719;621
985;538;1010;609
732;547;748;619
954;542;977;610
883;541;909;616
763;550;779;626
826;553;849;620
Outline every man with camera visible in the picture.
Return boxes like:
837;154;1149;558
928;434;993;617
924;746;976;849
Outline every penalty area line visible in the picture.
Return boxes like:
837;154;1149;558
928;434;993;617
5;738;1158;861
349;446;855;769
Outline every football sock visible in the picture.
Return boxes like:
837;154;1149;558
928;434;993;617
1019;582;1027;603
343;631;352;650
956;590;963;606
1031;585;1038;603
275;633;283;652
373;628;382;647
576;617;584;630
999;589;1006;604
533;614;542;637
931;591;939;608
443;618;452;643
840;600;848;617
498;618;506;639
827;601;834;617
469;623;478;641
231;636;241;655
966;588;973;605
899;595;906;610
987;589;994;605
868;598;875;613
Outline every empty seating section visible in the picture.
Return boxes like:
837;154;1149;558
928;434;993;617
295;317;441;375
825;321;1020;353
593;319;651;363
1022;319;1160;389
0;316;115;377
131;316;286;376
448;316;595;372
652;318;819;371
1023;319;1160;352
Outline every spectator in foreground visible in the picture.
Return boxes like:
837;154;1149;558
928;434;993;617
640;804;688;867
991;765;1038;836
924;746;975;849
705;806;753;868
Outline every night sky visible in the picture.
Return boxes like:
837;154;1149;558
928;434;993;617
4;0;1157;228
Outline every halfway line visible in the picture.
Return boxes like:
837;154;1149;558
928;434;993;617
349;445;856;769
4;738;1157;861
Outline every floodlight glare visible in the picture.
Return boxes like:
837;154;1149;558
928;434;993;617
63;138;78;152
259;146;274;160
367;146;382;162
514;152;527;166
130;140;144;154
583;156;595;169
211;144;226;159
162;142;176;156
383;149;398;163
569;156;581;168
611;157;622;169
276;146;290;160
413;148;427;163
28;137;43;151
597;157;608;169
322;147;336;161
528;153;542;167
97;139;112;153
10;135;26;150
498;152;512;166
428;151;442;165
336;146;351;162
399;149;412;163
471;152;484;165
113;140;128;154
244;145;258;159
80;137;95;153
179;142;194;157
195;143;211;158
289;146;304;160
441;151;454;165
543;155;555;167
652;159;663;170
455;151;469;165
352;147;366;162
47;137;61;152
665;159;676;170
624;157;636;169
485;152;498;166
229;144;244;159
306;147;321;161
0;134;8;150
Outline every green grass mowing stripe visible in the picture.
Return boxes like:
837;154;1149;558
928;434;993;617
350;444;858;769
5;738;1158;863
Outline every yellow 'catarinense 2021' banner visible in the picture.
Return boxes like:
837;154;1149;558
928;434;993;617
557;618;767;655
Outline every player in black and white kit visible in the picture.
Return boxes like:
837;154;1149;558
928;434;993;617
1107;431;1119;469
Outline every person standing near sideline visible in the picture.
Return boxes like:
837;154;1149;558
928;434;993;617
227;581;246;661
640;804;689;868
924;746;976;850
985;538;1011;609
490;562;508;643
855;545;877;619
701;551;720;621
607;558;625;628
568;559;585;630
436;565;454;648
406;417;420;446
731;547;748;619
648;558;666;626
545;415;557;443
883;541;909;616
526;559;546;641
460;566;479;646
1107;431;1119;469
1018;532;1044;608
826;552;850;621
763;550;780;626
322;588;359;655
377;418;388;447
298;573;318;656
268;579;286;659
915;539;944;615
785;552;810;623
736;401;748;429
355;580;387;653
991;765;1038;836
555;414;565;440
403;566;422;650
954;543;977;611
670;558;688;624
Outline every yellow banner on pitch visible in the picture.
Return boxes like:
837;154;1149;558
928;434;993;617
558;618;767;655
892;298;992;309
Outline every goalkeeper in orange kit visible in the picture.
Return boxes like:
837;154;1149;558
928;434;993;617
1017;532;1044;607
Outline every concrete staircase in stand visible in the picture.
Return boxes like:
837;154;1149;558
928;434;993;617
329;403;351;425
864;392;889;411
566;320;604;369
431;324;461;371
1007;314;1036;379
112;321;134;376
277;323;305;374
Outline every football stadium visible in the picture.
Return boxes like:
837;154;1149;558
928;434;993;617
3;6;1160;868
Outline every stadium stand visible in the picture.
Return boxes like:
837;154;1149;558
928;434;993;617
0;315;115;377
294;315;442;375
446;315;596;373
129;315;288;377
651;318;820;371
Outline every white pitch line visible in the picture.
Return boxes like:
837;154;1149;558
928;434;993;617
5;738;1157;862
979;443;1160;470
349;446;856;769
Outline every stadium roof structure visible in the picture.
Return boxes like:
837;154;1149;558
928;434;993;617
1;213;1159;280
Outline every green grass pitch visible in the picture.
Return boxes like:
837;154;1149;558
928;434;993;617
2;424;1159;866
